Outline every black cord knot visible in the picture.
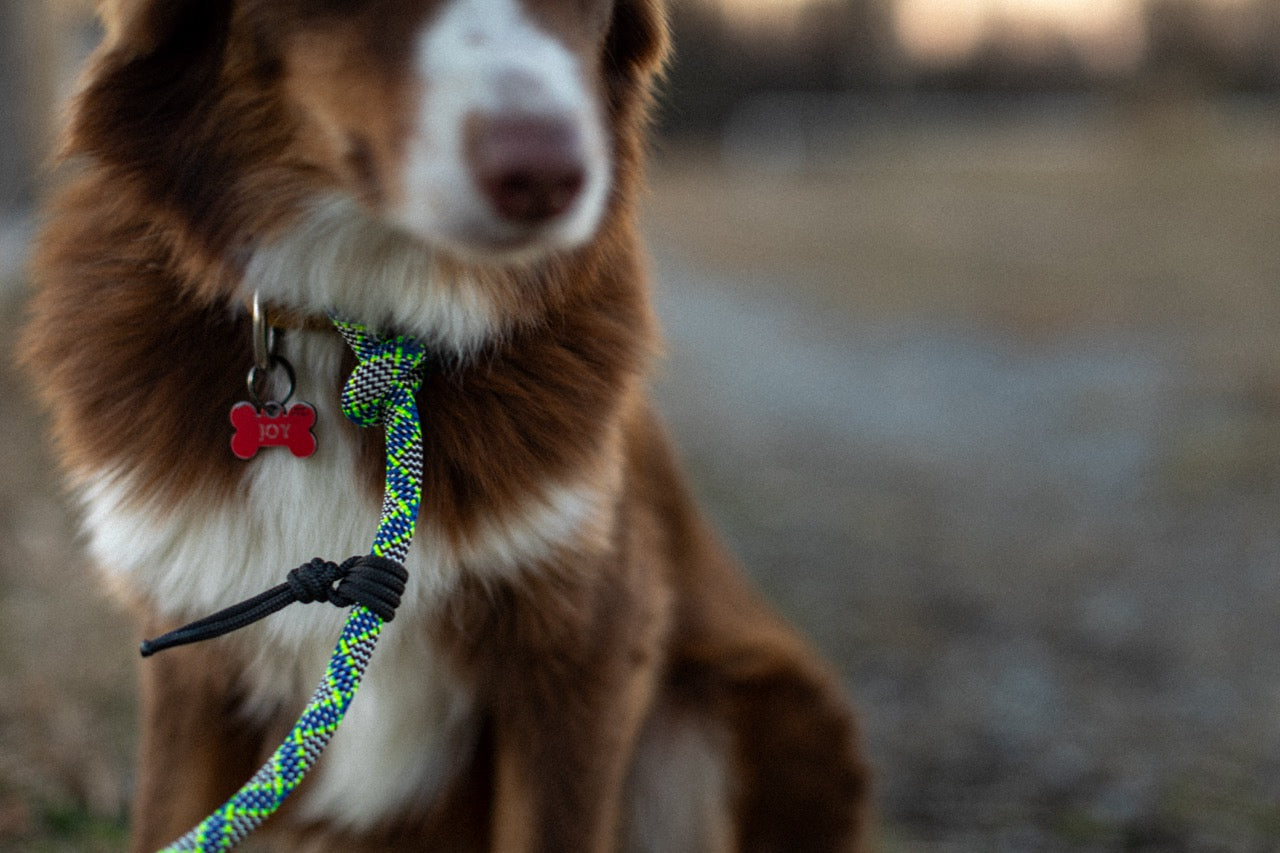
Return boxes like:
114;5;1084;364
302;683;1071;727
140;554;409;657
330;555;408;622
285;557;351;604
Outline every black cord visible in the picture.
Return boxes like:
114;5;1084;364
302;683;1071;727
139;555;409;657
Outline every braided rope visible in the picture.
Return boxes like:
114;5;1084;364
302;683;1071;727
159;320;427;852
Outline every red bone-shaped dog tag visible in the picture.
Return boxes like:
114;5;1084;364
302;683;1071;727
230;401;318;460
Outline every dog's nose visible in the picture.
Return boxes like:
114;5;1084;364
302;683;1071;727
466;114;586;224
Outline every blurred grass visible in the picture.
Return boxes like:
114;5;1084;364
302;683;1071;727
647;98;1280;507
649;100;1280;359
648;100;1280;494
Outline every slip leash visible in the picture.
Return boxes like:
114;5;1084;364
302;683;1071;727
148;318;428;852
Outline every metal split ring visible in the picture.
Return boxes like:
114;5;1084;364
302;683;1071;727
246;355;297;407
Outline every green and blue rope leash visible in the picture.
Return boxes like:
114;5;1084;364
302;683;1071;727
141;317;429;852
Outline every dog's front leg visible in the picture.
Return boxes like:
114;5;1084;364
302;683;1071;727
130;622;262;853
450;562;666;853
488;636;655;853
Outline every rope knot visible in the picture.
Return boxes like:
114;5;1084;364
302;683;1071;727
331;555;409;622
338;333;428;428
271;553;410;623
285;557;350;604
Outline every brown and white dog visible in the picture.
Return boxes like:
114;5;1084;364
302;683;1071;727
23;0;869;850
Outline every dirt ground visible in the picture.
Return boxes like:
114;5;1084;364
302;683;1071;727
647;100;1280;851
4;100;1280;850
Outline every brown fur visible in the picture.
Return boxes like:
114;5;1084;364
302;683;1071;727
23;1;870;850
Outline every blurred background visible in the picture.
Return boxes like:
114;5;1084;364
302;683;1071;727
3;0;1280;849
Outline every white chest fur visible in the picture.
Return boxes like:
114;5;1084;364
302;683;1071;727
76;330;616;830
